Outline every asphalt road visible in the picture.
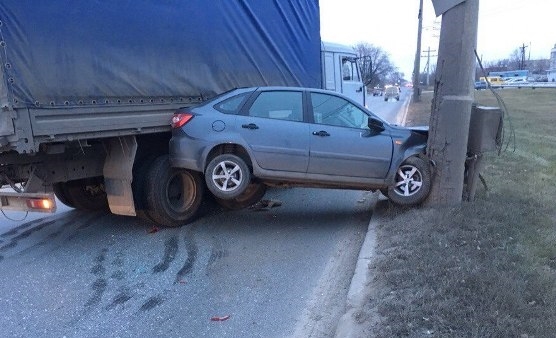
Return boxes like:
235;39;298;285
367;87;411;124
0;92;406;337
0;188;373;338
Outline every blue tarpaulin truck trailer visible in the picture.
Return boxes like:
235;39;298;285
0;0;365;225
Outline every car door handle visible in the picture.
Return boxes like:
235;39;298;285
242;123;259;130
356;87;363;93
312;130;330;137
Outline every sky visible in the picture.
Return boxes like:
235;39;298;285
319;0;556;78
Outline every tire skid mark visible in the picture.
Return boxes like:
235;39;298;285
65;212;109;242
7;214;97;263
206;235;229;274
110;251;125;280
175;232;197;283
82;248;108;313
17;214;84;255
0;218;50;238
105;287;134;310
139;295;164;312
0;220;57;253
91;248;108;275
152;236;179;274
84;278;108;308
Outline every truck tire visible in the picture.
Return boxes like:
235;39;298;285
213;182;267;210
53;182;75;208
63;176;109;211
387;156;431;206
145;155;204;227
205;154;251;200
132;156;157;223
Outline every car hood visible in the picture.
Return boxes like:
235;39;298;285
407;125;429;135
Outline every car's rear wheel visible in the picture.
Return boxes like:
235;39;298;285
205;154;251;200
387;156;431;206
213;182;267;210
145;155;204;227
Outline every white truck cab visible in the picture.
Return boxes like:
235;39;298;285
321;42;366;107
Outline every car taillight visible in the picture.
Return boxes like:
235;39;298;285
171;113;194;129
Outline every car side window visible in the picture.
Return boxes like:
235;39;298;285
311;93;368;129
214;92;250;114
248;91;303;122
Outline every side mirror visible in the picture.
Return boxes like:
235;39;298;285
368;117;385;132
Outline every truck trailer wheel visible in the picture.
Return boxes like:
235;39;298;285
145;155;204;227
131;156;157;223
62;176;109;211
213;182;267;210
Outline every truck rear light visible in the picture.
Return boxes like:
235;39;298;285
26;198;54;211
0;192;57;213
171;113;194;129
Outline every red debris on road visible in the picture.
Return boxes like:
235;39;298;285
210;315;231;322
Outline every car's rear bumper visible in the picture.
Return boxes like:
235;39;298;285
168;136;205;172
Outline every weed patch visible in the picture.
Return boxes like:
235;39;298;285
369;88;556;337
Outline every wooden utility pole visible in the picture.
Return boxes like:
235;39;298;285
426;0;479;205
422;47;437;86
519;43;528;69
412;0;423;103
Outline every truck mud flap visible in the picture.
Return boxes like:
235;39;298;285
103;136;137;216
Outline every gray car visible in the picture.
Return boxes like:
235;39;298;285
169;87;431;209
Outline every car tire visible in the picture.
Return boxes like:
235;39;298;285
387;156;431;206
62;177;109;211
145;155;204;227
213;182;267;210
205;154;251;200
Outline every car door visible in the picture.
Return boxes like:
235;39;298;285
236;90;310;172
308;92;393;178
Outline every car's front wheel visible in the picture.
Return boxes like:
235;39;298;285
387;156;431;206
213;182;267;210
205;154;251;200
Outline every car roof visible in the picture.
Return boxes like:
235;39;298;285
214;86;357;99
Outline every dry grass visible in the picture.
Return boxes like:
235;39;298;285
367;88;556;337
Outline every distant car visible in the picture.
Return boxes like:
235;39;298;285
372;87;383;96
169;87;432;209
503;77;528;85
384;86;400;101
474;81;487;90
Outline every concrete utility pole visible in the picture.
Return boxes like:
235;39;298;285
426;0;479;205
412;0;423;103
